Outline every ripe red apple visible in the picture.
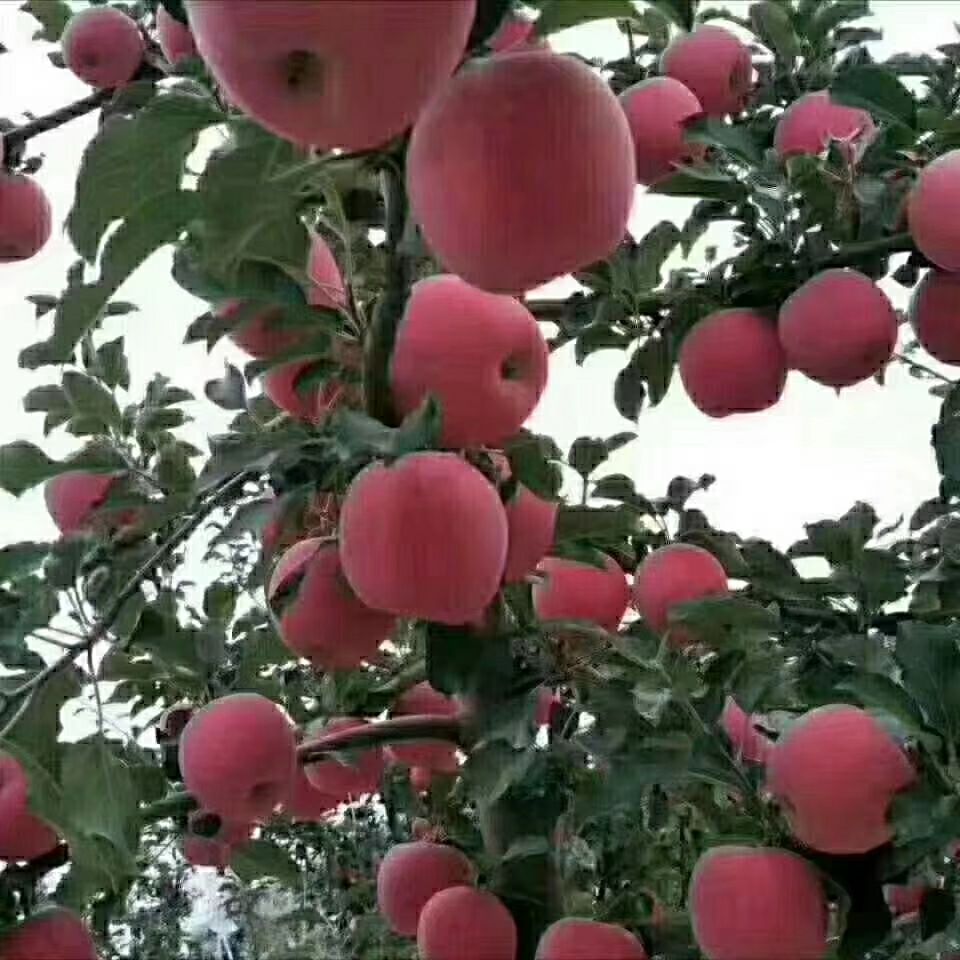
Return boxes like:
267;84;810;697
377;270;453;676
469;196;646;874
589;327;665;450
620;77;704;185
0;754;58;862
184;1;476;150
390;275;550;447
410;766;435;794
536;918;648;959
418;886;517;960
503;485;558;584
307;232;347;310
61;6;144;88
909;269;960;364
909;149;960;271
778;268;898;388
0;907;98;960
632;543;729;645
377;841;475;936
268;538;396;671
680;309;787;416
157;6;197;66
223;303;310;360
263;359;350;423
720;697;773;765
302;717;385;802
0;173;52;262
689;846;829;960
389;682;461;772
179;693;297;822
660;25;753;116
407;51;635;294
339;453;509;624
884;883;926;919
774;91;876;163
533;554;630;633
284;765;338;823
765;704;916;854
44;471;122;537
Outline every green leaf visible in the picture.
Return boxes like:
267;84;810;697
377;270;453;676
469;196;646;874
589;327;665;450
0;441;57;496
630;221;682;292
685;118;763;164
0;542;50;582
23;384;70;417
62;371;121;429
568;437;609;479
463;742;536;805
24;191;200;369
648;0;696;29
205;363;247;411
895;621;960;743
669;596;779;646
92;337;131;391
651;166;748;203
614;354;646;422
750;1;799;63
831;65;917;129
835;673;932;741
534;0;637;35
231;839;301;887
20;0;72;41
67;93;224;262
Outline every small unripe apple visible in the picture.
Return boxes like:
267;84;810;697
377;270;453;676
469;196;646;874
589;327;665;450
0;173;52;263
62;6;144;88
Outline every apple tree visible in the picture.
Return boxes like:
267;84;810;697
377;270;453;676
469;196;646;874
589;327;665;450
2;1;960;958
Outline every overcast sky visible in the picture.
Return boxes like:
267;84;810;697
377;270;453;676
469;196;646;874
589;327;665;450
0;0;955;555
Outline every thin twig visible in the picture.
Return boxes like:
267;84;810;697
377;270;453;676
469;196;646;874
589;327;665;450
3;88;114;153
894;351;955;386
297;714;465;764
8;472;251;702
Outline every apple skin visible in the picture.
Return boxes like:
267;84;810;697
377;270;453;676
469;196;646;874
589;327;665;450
679;309;787;417
178;693;298;822
660;25;753;116
774;90;876;163
417;886;517;960
157;6;197;66
184;1;476;150
909;269;960;364
688;846;829;960
0;754;59;862
0;174;52;263
61;6;144;89
284;766;338;823
377;841;475;937
390;275;549;448
388;682;461;772
339;453;509;624
533;554;630;633
778;268;898;388
720;697;773;765
44;471;122;537
619;77;704;185
0;908;99;960
536;918;648;959
407;51;636;294
765;704;916;854
503;486;558;584
908;149;960;271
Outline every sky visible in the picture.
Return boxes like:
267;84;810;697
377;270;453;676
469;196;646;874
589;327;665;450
0;0;955;947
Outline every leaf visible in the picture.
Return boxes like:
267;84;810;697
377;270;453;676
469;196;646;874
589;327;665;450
651;167;748;203
23;384;69;416
668;596;780;646
895;621;960;743
231;839;301;887
556;505;645;543
685;118;763;164
534;0;637;35
568;437;609;479
205;363;247;411
648;0;696;29
614;354;646;422
0;442;57;496
750;1;799;63
835;673;931;740
20;0;72;41
631;221;682;292
93;337;131;391
23;191;200;369
67;93;223;262
0;543;50;582
831;65;917;129
463;742;536;805
62;371;121;429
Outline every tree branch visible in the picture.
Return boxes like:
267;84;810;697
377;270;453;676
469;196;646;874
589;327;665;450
6;472;251;704
297;714;464;764
3;88;114;154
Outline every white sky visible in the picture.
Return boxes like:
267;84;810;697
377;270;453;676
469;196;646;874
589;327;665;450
0;0;955;558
